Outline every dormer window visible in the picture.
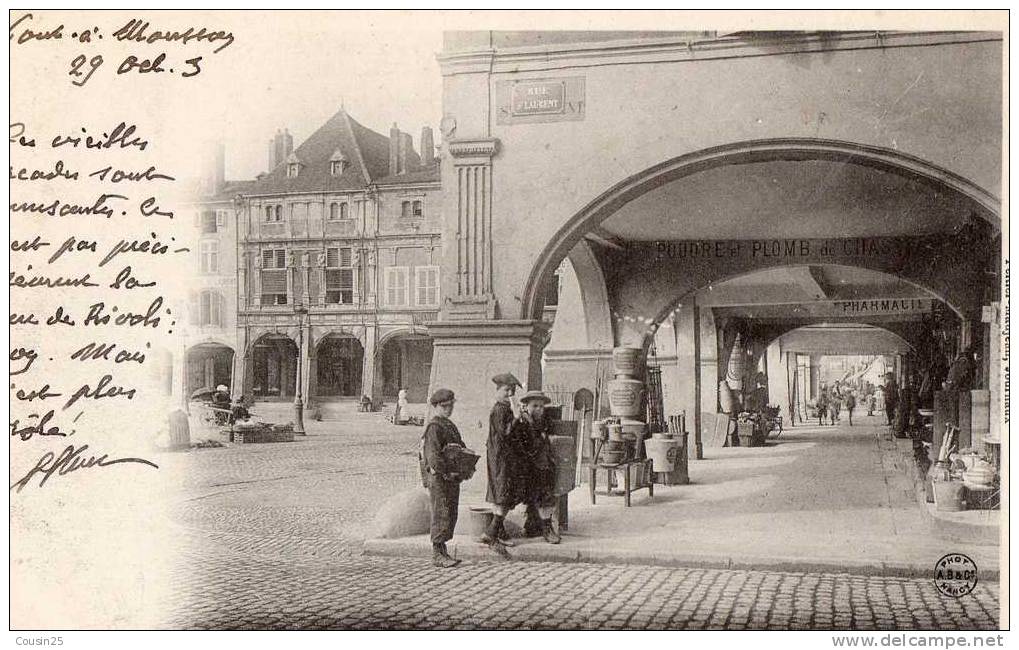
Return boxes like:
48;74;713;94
285;152;302;178
329;149;348;176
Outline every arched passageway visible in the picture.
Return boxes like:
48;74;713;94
314;334;364;399
251;335;298;400
376;331;433;403
186;343;235;396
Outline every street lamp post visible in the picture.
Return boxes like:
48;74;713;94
293;303;308;435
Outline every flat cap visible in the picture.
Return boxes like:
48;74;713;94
519;390;551;405
491;373;522;388
429;388;456;406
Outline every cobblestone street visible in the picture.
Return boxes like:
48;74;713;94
163;414;1000;630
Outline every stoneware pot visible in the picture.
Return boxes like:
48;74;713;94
645;437;679;473
608;378;643;417
612;346;642;378
719;381;736;414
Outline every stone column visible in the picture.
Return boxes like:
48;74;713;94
988;302;1001;441
697;306;717;452
252;251;262;307
315;251;327;306
230;343;245;399
301;327;313;407
237;252;248;310
441;138;499;320
674;302;700;457
427;320;549;499
361;325;377;402
366;249;378;306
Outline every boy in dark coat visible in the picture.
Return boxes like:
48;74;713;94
512;390;561;544
480;373;522;555
420;388;467;568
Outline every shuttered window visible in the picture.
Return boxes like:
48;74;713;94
415;266;439;307
385;267;410;307
325;247;354;304
260;248;287;305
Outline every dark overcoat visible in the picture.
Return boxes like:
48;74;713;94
420;415;466;545
510;412;557;506
485;400;526;507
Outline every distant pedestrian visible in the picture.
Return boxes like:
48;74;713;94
829;394;841;426
866;391;876;416
884;375;899;426
845;392;856;426
420;388;467;568
816;391;829;427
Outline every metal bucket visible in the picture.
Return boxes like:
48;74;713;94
467;506;493;536
933;480;966;512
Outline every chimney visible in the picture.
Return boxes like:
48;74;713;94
389;123;400;176
213;142;225;192
398;132;413;175
282;128;294;160
420;126;434;165
269;128;294;171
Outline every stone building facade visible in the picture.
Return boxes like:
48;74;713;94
177;144;253;402
235;109;442;410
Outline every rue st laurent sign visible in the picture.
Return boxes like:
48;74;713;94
496;77;586;124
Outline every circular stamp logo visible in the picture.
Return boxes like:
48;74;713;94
934;554;978;597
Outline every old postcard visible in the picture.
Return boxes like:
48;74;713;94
7;9;1009;638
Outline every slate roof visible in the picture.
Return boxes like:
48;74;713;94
247;108;436;195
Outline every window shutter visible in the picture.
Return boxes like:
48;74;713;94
276;249;286;268
213;293;222;326
216;211;226;226
326;247;339;268
262;250;274;267
340;247;352;267
262;270;287;293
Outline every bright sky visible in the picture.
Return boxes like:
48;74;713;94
208;17;444;180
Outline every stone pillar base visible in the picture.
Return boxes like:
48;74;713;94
427;319;549;499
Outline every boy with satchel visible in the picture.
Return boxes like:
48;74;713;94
420;388;472;568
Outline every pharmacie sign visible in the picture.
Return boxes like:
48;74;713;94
832;298;931;315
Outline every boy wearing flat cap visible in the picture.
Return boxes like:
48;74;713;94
480;373;523;554
420;388;466;568
513;390;561;544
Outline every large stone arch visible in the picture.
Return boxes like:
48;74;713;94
521;138;1000;324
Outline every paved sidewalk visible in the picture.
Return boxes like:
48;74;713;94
161;414;1001;629
367;419;1001;577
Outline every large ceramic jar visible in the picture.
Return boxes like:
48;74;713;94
608;377;643;417
612;346;642;378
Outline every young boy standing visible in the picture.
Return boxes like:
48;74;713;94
420;388;467;568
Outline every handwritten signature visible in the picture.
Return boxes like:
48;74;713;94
10;443;158;492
